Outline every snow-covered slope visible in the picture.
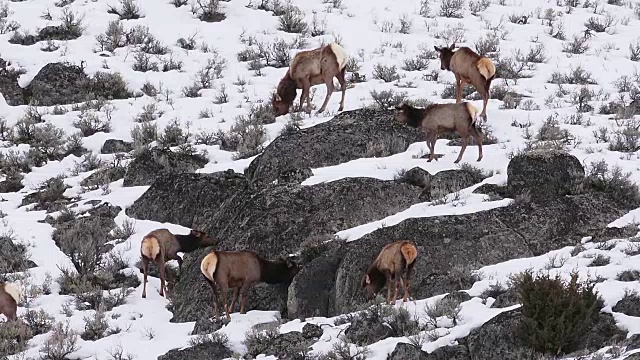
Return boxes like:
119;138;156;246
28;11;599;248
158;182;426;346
2;0;640;358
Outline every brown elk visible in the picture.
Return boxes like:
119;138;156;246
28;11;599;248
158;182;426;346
394;102;483;163
434;44;496;122
271;42;349;117
200;250;300;320
361;240;418;304
0;282;21;321
141;228;217;298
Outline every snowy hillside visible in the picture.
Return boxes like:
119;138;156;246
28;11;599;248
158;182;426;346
2;0;640;358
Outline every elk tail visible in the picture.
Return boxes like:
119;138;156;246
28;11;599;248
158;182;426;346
465;102;480;127
476;57;496;81
141;236;160;260
400;242;418;266
200;252;219;282
3;283;21;305
330;43;349;71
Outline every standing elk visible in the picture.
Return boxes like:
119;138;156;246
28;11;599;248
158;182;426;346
361;240;418;304
141;228;217;298
394;102;483;163
200;250;300;320
272;42;349;116
0;282;21;321
434;44;496;122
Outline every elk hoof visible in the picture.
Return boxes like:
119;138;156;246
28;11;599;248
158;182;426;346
454;159;461;164
427;158;434;162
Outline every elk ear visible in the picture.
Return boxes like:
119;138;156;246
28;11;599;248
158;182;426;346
449;43;456;50
275;94;282;102
365;275;371;285
434;46;440;52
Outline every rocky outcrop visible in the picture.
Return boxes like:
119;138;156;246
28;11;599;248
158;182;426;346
613;294;640;317
101;139;133;154
244;108;424;187
24;63;90;106
157;341;232;360
122;148;209;187
151;175;423;322
507;149;585;201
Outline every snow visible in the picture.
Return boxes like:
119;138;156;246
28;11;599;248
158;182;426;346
1;0;640;358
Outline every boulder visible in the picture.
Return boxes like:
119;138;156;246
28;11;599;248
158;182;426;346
101;139;133;154
244;108;424;187
79;167;126;189
428;169;478;200
260;331;313;359
466;309;534;359
507;149;585;201
125;170;249;228
157;341;232;360
613;294;640;317
387;343;429;360
122;148;209;187
387;342;470;360
301;323;323;339
24;63;91;106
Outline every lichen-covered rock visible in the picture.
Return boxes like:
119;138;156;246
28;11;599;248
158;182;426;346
613;294;640;317
428;169;478;200
507;149;585;201
24;63;90;106
387;343;429;360
490;287;519;308
80;167;126;189
125;170;249;228
122;148;209;187
101;139;133;154
260;331;313;359
244;108;424;187
301;323;323;339
157;341;232;360
394;166;432;189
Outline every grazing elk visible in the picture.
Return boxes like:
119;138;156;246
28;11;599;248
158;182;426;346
200;250;300;320
434;44;496;122
361;240;418;304
272;42;349;116
141;228;217;298
0;282;21;321
394;102;483;163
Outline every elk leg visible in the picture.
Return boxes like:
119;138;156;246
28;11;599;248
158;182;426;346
141;256;149;298
472;72;492;121
299;78;312;114
405;261;416;301
317;76;335;114
454;133;468;164
228;287;240;313
203;275;220;320
239;282;252;314
176;254;184;275
455;75;464;104
337;67;347;112
158;259;166;297
427;133;437;162
392;275;400;304
470;125;484;162
219;283;231;320
384;271;393;304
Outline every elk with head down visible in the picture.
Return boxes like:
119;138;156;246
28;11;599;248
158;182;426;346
271;42;349;116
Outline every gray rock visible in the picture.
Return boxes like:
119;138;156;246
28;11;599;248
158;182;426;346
490;287;519;308
507;149;585;201
101;139;133;154
467;309;535;359
429;169;478;200
122;148;209;187
624;334;640;351
126;170;249;228
472;183;508;200
261;331;313;359
0;58;26;106
191;318;224;335
24;63;90;106
244;108;424;187
157;341;232;360
276;167;314;185
395;166;432;189
301;323;323;339
613;294;640;317
80;167;126;189
625;354;640;360
442;291;473;304
387;343;429;360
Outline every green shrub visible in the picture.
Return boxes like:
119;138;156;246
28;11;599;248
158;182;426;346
511;270;601;355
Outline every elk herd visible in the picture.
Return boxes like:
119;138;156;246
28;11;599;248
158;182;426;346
1;42;489;328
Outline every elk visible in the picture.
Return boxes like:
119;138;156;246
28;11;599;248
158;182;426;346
200;250;300;320
141;228;217;298
0;282;21;321
361;240;418;304
434;44;496;122
394;102;483;163
271;42;349;117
